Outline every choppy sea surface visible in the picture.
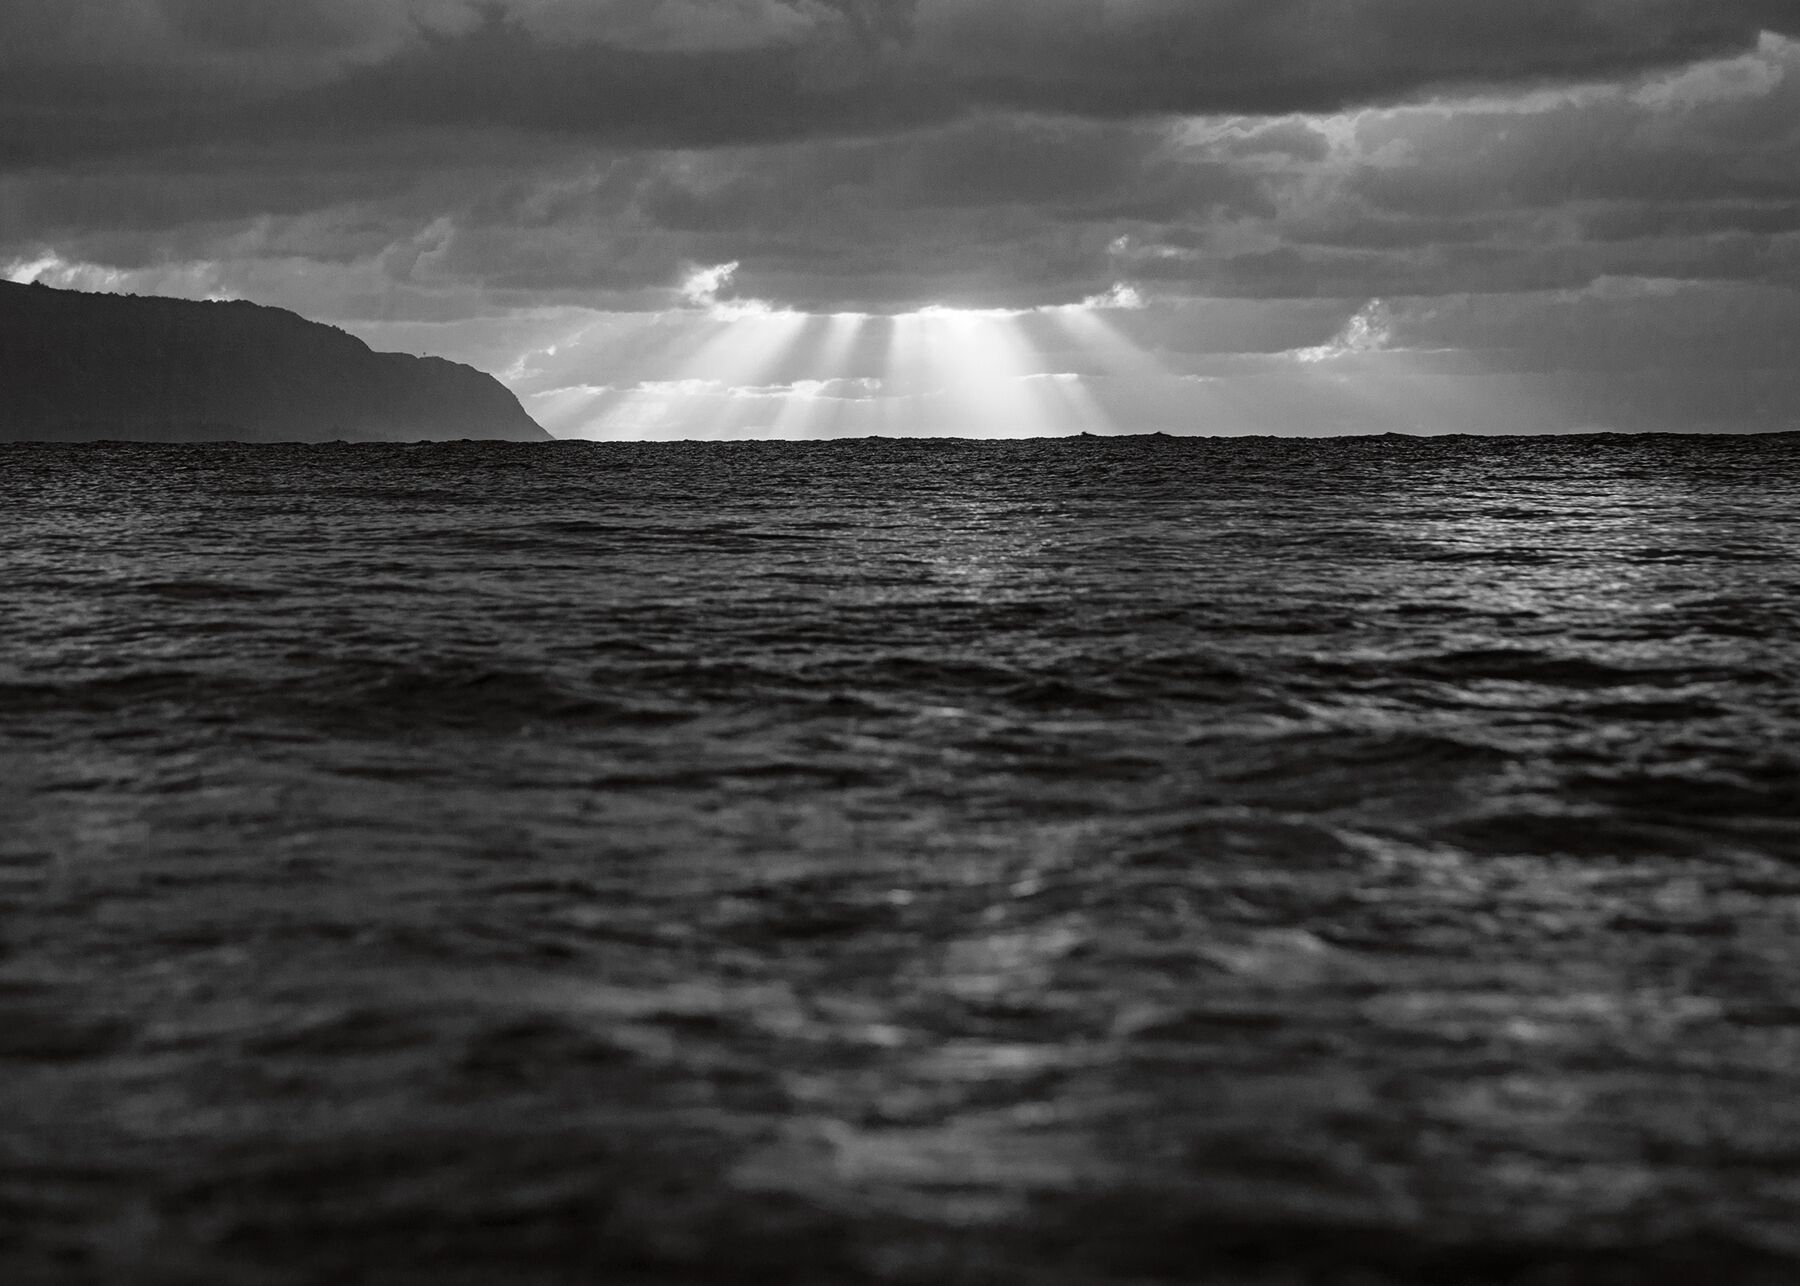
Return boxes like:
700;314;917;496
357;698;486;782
3;433;1800;1285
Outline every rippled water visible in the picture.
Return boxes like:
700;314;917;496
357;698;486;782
4;434;1800;1284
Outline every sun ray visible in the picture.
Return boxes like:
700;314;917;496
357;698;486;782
768;312;871;438
551;287;1220;440
687;310;813;439
873;307;1101;437
1042;305;1165;385
526;382;620;437
568;307;811;440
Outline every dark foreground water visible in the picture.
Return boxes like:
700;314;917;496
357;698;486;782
3;433;1800;1285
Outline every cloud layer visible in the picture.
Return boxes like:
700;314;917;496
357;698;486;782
6;1;1799;155
4;1;1799;437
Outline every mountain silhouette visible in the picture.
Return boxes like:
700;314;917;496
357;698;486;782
0;281;549;442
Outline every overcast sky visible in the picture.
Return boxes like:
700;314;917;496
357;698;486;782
5;1;1799;438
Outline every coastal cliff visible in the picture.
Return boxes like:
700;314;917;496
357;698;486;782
0;281;549;442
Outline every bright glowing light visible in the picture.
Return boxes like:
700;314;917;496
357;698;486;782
526;271;1545;440
582;304;810;439
550;280;1170;439
708;298;782;320
911;304;1029;322
5;253;63;284
2;249;238;299
885;306;1104;437
769;312;872;437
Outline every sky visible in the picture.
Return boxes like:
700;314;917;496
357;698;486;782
4;0;1800;439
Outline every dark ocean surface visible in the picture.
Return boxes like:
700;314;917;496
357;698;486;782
3;433;1800;1285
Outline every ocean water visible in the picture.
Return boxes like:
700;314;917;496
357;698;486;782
3;432;1800;1284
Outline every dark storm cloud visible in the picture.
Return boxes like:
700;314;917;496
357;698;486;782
7;2;1800;319
285;0;1800;151
4;0;1799;162
921;0;1800;117
158;0;375;53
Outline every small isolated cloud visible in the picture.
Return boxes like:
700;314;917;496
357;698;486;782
1294;299;1395;362
680;260;740;306
677;259;794;317
1070;282;1147;312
